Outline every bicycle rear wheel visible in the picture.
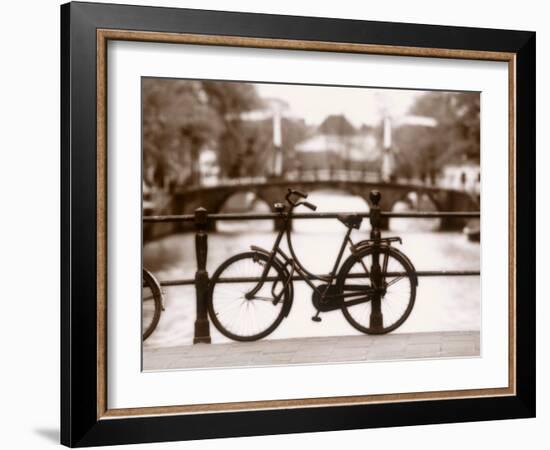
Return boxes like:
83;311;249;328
208;252;290;341
142;268;163;341
337;246;416;334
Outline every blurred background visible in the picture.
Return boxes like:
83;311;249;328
142;79;481;348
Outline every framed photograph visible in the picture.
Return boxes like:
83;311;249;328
61;1;535;447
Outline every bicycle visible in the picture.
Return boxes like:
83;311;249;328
208;188;419;341
142;268;165;340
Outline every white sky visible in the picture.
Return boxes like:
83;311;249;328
256;83;424;127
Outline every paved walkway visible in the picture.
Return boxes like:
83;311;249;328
143;331;480;371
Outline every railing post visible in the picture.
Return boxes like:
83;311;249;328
193;207;211;344
369;190;384;332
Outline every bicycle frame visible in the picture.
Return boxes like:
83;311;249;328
246;204;373;306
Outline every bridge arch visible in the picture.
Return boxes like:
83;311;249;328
384;188;442;211
388;189;442;232
215;190;272;214
216;190;274;232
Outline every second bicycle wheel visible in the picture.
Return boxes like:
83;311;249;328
143;268;163;341
208;251;290;341
337;246;416;334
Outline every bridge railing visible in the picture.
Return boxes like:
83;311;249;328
196;169;429;189
144;191;480;343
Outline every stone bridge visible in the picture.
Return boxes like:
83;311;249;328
170;174;479;231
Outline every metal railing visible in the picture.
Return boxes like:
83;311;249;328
144;191;480;343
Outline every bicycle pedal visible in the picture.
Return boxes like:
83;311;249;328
311;316;322;323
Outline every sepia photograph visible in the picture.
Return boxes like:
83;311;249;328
58;3;535;446
141;78;481;371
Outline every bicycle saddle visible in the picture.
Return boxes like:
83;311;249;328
337;214;362;229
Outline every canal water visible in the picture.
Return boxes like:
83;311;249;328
143;190;480;349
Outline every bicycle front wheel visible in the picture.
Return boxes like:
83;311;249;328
142;268;163;341
337;246;416;334
208;252;290;341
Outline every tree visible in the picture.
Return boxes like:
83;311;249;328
142;79;262;187
201;81;264;179
218;115;309;178
392;92;480;178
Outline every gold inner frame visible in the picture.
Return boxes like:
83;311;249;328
96;29;517;420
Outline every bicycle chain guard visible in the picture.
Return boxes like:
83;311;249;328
311;284;344;312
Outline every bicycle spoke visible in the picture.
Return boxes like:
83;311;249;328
341;247;415;334
250;296;276;302
381;249;390;284
357;256;370;278
386;275;406;288
215;298;245;315
210;252;287;340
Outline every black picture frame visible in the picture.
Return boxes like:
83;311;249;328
61;1;535;447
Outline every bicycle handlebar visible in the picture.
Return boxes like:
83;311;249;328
301;201;317;211
287;188;307;198
285;188;317;211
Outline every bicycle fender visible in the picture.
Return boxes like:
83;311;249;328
249;245;270;255
351;243;419;287
249;246;295;316
389;246;418;286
